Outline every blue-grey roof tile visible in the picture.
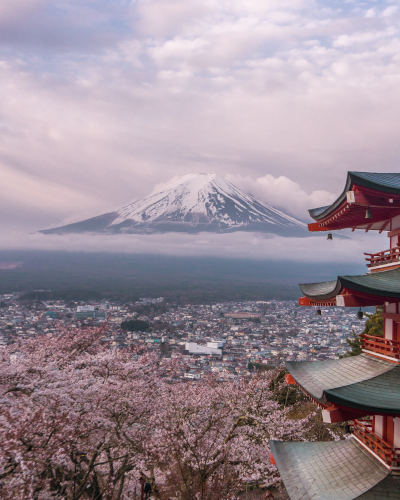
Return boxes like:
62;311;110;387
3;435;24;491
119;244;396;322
269;439;393;500
309;171;400;221
286;354;400;412
300;266;400;300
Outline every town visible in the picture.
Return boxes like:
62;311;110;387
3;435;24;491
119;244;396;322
0;293;367;378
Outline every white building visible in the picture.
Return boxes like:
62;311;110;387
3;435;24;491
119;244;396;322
77;305;95;312
184;371;201;379
185;342;222;356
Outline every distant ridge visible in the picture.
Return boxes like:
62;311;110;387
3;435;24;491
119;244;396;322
40;173;307;236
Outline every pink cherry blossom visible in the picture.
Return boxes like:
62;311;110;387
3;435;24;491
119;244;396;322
0;325;310;500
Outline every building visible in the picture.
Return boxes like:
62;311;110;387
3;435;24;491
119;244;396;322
185;342;222;356
77;305;95;312
208;339;225;348
224;312;261;319
270;172;400;499
74;311;106;320
184;371;201;379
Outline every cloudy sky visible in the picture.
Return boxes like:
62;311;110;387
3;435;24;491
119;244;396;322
1;0;398;259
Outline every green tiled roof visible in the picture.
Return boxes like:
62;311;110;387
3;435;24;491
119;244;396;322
357;475;400;499
269;439;400;500
309;171;400;221
299;266;400;300
299;280;339;299
309;205;330;218
353;171;400;190
328;367;400;412
286;354;400;412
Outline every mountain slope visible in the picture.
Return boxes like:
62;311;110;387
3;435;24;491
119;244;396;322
41;173;307;236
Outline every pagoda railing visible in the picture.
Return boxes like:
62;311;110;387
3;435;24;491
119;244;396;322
365;247;400;267
353;419;400;468
360;334;400;360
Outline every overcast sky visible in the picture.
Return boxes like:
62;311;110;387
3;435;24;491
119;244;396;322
1;0;399;257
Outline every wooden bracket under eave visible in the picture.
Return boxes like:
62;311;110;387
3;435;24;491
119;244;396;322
322;404;371;424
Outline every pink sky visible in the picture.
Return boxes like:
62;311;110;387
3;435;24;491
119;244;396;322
0;0;399;260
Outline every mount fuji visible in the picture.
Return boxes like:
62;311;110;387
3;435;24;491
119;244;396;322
40;173;307;236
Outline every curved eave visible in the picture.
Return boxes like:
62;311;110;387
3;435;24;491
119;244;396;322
308;171;400;231
299;266;400;303
308;206;400;232
308;172;353;221
299;279;341;301
269;439;399;500
286;355;400;414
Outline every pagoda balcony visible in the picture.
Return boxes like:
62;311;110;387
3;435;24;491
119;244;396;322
365;247;400;268
353;419;400;469
360;334;400;360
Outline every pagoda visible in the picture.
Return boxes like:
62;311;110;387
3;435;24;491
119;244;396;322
270;172;400;499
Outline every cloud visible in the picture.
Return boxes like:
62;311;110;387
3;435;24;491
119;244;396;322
225;173;336;220
150;175;186;195
1;0;400;239
0;230;384;265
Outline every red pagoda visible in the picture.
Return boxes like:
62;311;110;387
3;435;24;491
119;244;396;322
270;172;400;499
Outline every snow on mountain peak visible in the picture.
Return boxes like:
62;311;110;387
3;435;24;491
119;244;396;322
110;173;306;229
41;173;307;235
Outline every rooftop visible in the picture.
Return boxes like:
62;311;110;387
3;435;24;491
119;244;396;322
286;354;400;413
299;266;400;306
308;171;400;232
269;438;400;500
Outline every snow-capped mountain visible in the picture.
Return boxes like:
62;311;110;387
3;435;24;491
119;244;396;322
41;173;307;235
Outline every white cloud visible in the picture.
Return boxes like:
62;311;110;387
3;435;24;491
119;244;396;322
149;37;210;64
365;8;376;18
225;173;336;220
381;6;398;17
0;230;384;265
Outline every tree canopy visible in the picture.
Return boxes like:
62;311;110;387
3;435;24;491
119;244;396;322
341;306;383;358
120;318;150;332
363;306;384;337
0;325;312;500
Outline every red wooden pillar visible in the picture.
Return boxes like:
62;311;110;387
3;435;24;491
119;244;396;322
384;417;395;447
394;322;400;342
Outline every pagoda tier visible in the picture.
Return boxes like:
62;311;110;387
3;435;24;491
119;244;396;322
298;266;400;307
307;171;400;232
270;171;400;499
285;355;400;420
269;439;400;500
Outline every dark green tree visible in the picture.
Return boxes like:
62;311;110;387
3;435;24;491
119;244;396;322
341;306;383;357
363;306;384;337
120;319;150;332
341;330;363;357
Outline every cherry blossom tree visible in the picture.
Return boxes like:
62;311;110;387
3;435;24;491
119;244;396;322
0;324;163;500
0;325;311;500
141;373;311;500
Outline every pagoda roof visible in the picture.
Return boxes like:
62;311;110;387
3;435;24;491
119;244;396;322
269;438;400;500
286;354;400;414
308;171;400;232
299;266;400;305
